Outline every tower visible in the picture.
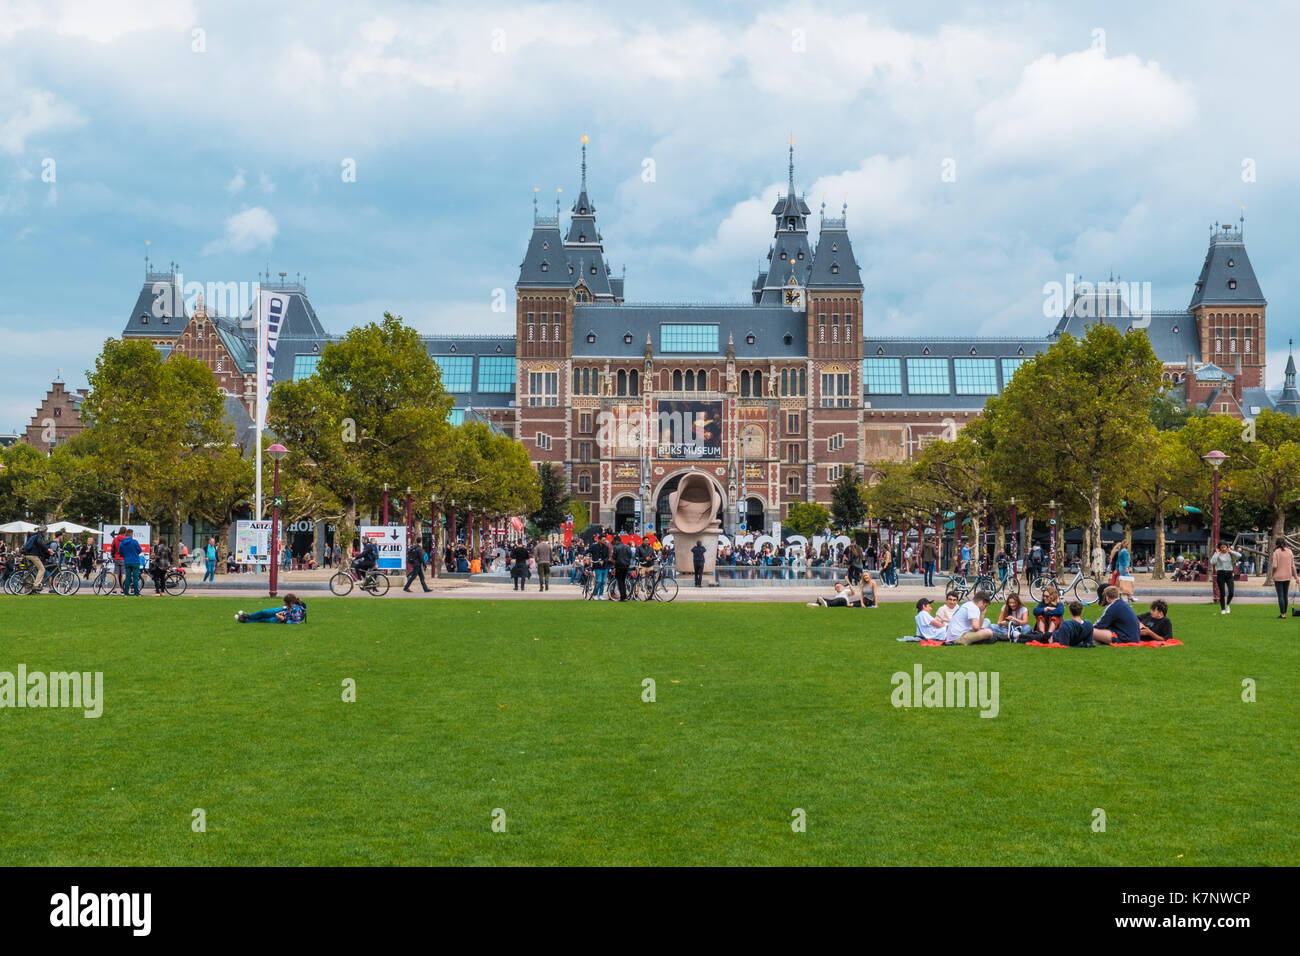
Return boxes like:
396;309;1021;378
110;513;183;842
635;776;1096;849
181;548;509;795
1189;218;1266;388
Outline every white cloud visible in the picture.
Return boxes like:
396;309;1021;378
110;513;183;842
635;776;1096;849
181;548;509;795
201;206;278;255
974;48;1197;171
226;168;246;193
258;171;275;194
0;0;196;42
0;88;84;154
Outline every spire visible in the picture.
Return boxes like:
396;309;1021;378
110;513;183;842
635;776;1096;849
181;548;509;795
581;133;588;192
533;187;539;224
787;136;795;193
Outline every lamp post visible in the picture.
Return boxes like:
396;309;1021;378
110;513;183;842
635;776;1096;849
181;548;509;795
1048;499;1058;577
405;486;412;549
1009;496;1018;575
382;482;390;526
980;498;988;576
1202;450;1228;602
267;443;288;598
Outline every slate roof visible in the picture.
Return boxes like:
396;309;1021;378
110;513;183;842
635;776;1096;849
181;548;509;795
807;219;863;289
516;221;571;288
124;273;186;336
572;304;806;358
1052;309;1200;364
1188;227;1266;308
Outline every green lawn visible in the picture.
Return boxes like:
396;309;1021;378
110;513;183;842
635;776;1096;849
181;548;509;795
0;595;1295;866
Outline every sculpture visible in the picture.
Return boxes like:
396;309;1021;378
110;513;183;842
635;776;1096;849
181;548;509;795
669;472;722;575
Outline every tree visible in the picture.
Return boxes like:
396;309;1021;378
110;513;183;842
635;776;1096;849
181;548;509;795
1150;387;1205;431
1126;430;1202;579
531;463;569;532
830;470;867;529
784;501;831;539
985;325;1163;574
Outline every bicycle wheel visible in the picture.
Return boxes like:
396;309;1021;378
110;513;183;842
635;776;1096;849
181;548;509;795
580;576;593;600
53;569;80;596
164;570;187;596
970;575;995;596
8;571;36;595
365;572;390;596
654;576;678;602
1028;575;1053;604
93;570;117;595
1073;576;1101;605
329;571;354;596
944;575;968;597
1003;574;1021;596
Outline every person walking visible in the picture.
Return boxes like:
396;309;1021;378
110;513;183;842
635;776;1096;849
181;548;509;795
1271;538;1294;619
1211;541;1242;614
203;537;218;582
691;540;707;588
150;538;172;594
534;538;553;592
612;537;633;601
404;539;431;592
119;528;144;596
509;541;530;591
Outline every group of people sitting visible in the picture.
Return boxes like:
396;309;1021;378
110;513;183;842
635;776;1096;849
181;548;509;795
904;586;1174;646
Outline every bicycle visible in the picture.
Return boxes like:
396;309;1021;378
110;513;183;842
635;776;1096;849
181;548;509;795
4;556;40;595
92;557;121;595
1028;565;1100;605
969;571;1021;602
157;566;187;596
642;563;679;602
329;566;390;596
944;573;970;598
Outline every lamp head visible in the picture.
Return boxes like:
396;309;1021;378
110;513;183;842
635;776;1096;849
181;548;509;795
266;443;288;462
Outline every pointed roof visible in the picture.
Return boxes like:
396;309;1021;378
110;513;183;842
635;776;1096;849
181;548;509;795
124;269;186;336
1189;223;1266;308
1278;340;1300;416
565;136;602;249
756;143;814;304
808;199;864;289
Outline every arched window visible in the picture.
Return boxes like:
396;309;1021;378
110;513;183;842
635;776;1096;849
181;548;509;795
673;370;683;391
754;371;763;395
799;368;806;395
685;370;696;391
617;369;627;395
781;369;789;395
573;367;580;393
629;369;638;395
699;369;706;388
582;368;590;394
741;370;750;397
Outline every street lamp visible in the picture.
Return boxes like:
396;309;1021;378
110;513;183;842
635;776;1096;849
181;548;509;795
383;482;390;526
405;486;413;548
267;443;288;598
1202;450;1228;602
1008;496;1018;575
1048;499;1058;576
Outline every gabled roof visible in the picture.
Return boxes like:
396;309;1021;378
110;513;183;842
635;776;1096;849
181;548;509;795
807;218;863;289
1188;226;1265;308
1195;362;1234;382
517;221;571;288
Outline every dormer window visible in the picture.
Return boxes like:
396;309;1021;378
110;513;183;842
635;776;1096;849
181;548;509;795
568;265;574;275
797;251;804;259
624;333;633;344
579;206;587;214
449;345;457;353
780;251;787;259
831;264;839;274
1228;279;1238;289
1227;258;1235;267
578;235;586;242
540;261;549;272
140;314;149;325
788;218;796;229
590;266;597;275
746;333;756;345
586;332;596;343
832;243;838;252
783;333;793;345
541;241;548;250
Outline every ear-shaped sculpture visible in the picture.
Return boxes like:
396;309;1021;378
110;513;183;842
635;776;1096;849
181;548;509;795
669;473;721;535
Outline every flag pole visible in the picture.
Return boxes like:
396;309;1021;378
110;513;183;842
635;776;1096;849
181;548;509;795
255;285;264;522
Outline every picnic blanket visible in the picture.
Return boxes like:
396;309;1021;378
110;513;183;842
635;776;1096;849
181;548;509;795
1024;639;1184;648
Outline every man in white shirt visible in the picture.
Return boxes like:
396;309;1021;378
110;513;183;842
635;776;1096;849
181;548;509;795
914;598;946;640
944;591;995;645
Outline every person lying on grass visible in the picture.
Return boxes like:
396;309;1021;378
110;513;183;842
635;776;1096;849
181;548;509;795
1052;600;1095;647
236;594;307;624
1032;586;1064;637
807;580;871;608
943;591;996;645
1092;585;1140;644
1138;599;1174;642
992;592;1033;643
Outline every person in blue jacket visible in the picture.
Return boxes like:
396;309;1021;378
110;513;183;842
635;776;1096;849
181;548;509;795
118;529;144;596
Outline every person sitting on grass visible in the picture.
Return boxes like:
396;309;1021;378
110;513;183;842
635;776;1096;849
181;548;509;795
236;594;307;624
1138;599;1174;642
1052;600;1095;647
990;592;1032;643
943;591;996;645
908;597;947;641
1092;585;1140;645
808;580;869;608
859;569;878;607
933;591;961;628
1032;586;1065;637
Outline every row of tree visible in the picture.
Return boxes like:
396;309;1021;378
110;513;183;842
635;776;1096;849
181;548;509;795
1;314;544;563
847;324;1300;582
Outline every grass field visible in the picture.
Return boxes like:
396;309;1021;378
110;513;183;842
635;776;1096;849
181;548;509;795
0;595;1295;866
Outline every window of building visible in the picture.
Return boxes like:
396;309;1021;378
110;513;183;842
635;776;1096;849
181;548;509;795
741;370;750;397
1000;357;1027;386
799;368;806;395
660;324;719;353
477;356;515;392
579;442;591;463
617;369;627;395
685;370;696;391
292;354;321;380
528;370;558;406
787;412;800;433
828;434;843;452
786;443;800;464
1228;279;1238;290
53;406;62;418
906;358;950;395
432;355;474;392
448;408;466;426
953;358;998;395
828;464;843;482
861;358;901;395
579;412;592;433
673;370;683;390
578;473;591;494
536;432;551;450
820;372;851;408
753;371;763;395
787;474;800;495
629;369;638;395
781;368;789;395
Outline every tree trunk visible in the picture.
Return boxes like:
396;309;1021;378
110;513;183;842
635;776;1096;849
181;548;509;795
343;494;357;559
1152;505;1165;580
217;519;231;575
1089;481;1103;576
1024;515;1035;571
1082;525;1091;575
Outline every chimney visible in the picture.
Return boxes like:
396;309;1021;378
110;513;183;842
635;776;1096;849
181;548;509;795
1185;353;1194;375
1234;354;1243;375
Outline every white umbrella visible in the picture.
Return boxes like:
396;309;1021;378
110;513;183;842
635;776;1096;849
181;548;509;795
47;521;102;535
0;520;38;534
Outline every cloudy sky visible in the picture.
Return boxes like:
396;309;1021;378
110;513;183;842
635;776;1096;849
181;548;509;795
2;0;1298;428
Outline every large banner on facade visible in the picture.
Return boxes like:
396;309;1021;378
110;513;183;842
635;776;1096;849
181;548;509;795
656;400;722;459
234;520;272;564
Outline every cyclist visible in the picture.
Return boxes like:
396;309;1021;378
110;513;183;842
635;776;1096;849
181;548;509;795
22;525;54;592
635;538;657;596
